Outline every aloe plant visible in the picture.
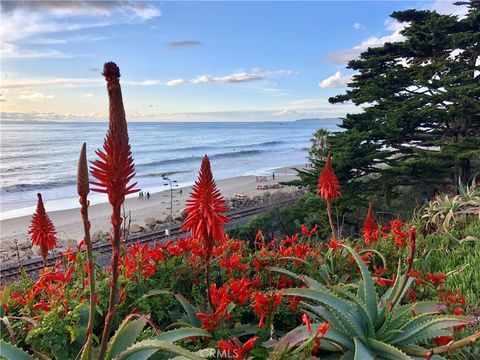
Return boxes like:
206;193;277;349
271;234;479;359
420;180;480;236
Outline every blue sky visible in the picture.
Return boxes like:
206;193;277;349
0;1;466;121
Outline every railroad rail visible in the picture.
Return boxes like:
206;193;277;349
0;197;297;283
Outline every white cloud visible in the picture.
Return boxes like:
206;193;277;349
17;91;55;101
318;71;354;88
353;22;364;30
82;93;94;98
327;20;407;64
1;1;161;59
1;96;359;122
430;0;468;16
1;77;160;89
1;42;74;59
166;79;185;87
327;1;469;65
165;40;202;50
167;69;294;86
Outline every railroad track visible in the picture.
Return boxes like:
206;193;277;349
0;198;297;283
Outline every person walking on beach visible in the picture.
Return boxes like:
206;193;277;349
272;172;275;181
147;191;150;200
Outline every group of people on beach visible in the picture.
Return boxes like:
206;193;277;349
138;190;150;200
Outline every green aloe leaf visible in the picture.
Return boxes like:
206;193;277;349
0;340;36;360
113;328;211;360
353;337;374;360
281;288;365;340
341;245;378;325
367;338;410;360
269;267;327;291
391;316;473;345
113;339;205;360
106;315;148;360
143;290;200;328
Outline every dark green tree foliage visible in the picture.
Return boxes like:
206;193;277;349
302;2;479;206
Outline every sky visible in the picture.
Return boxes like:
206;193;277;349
0;0;468;122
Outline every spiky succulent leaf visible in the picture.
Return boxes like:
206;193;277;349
113;339;204;360
0;341;36;360
390;316;473;345
341;245;378;324
353;337;374;359
112;328;210;360
367;338;410;360
106;315;148;360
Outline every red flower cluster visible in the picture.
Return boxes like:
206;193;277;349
390;217;408;246
301;224;318;236
182;155;228;260
29;193;57;266
426;272;446;286
218;253;249;274
317;152;341;203
362;203;378;246
252;291;282;328
120;243;163;279
217;337;257;360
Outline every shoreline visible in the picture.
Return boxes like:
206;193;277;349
0;164;304;260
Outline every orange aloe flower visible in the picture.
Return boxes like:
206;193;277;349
29;193;57;267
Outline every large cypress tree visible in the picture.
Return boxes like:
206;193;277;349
303;1;479;205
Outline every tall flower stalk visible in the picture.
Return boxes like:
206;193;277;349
362;202;378;246
182;155;228;308
78;143;96;360
91;62;138;360
317;151;341;238
29;193;57;267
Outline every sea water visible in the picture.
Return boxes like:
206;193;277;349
0;119;339;219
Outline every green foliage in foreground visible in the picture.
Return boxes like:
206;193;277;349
272;244;474;360
416;218;480;309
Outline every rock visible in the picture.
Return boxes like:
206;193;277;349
144;217;157;229
92;230;105;243
153;223;164;230
17;239;31;250
129;224;144;233
0;239;15;250
31;245;41;255
164;215;173;223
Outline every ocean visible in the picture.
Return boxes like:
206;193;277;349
0;119;339;220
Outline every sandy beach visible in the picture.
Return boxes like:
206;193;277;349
0;165;303;250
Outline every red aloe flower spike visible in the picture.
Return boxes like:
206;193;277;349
362;202;378;246
77;143;96;360
317;151;340;203
93;62;138;360
182;155;228;257
182;155;228;308
29;193;57;267
317;151;340;238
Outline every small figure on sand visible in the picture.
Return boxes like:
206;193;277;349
147;191;150;200
139;190;144;200
272;172;275;180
